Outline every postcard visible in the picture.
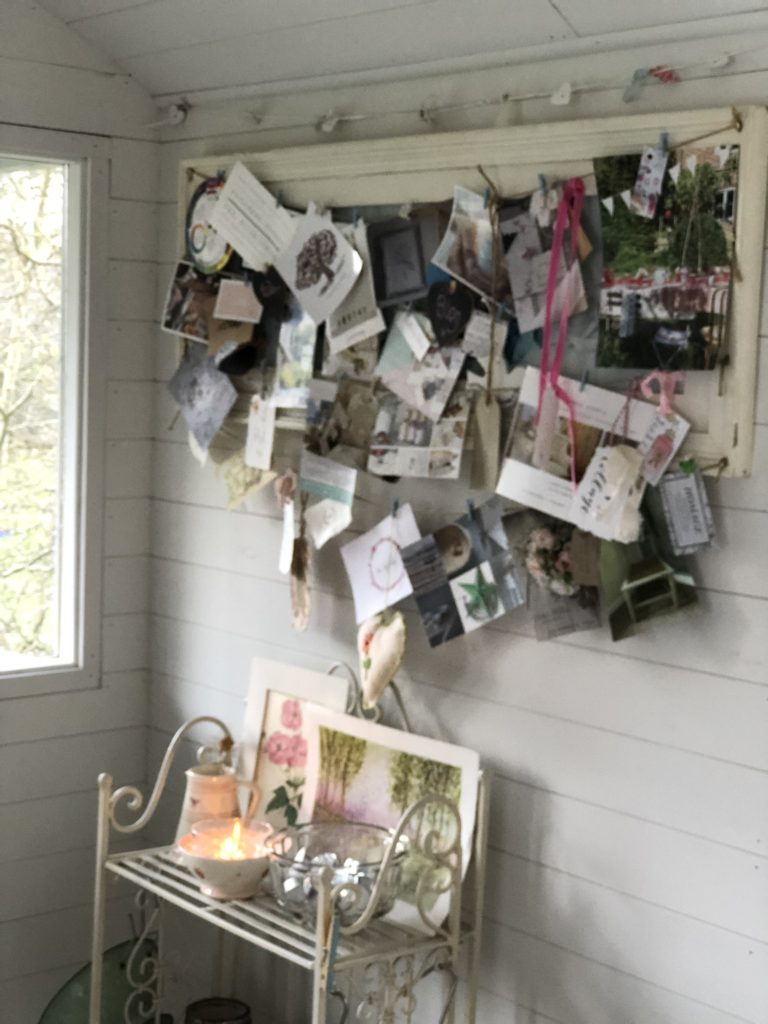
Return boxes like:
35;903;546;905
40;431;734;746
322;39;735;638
271;306;317;409
162;261;253;354
321;335;378;382
213;278;263;323
462;310;494;357
432;186;504;299
637;410;690;485
368;389;470;479
497;367;664;540
244;394;276;470
376;316;465;423
401;498;525;648
300;449;357;548
166;343;238;451
367;212;439;307
340;503;421;623
326;221;385;353
161;260;217;343
395;309;433;360
303;705;479;933
594;145;738;369
208;161;296;271
274;204;362;325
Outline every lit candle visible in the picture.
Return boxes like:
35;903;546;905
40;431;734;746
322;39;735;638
217;818;247;860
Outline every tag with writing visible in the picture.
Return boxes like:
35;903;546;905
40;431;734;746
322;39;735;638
244;395;276;470
638;411;690;485
658;470;715;555
462;310;493;358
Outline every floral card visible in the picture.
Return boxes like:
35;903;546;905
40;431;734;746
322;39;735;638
239;657;349;828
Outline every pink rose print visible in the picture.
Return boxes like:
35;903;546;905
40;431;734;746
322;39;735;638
281;698;302;731
265;731;293;766
285;734;307;769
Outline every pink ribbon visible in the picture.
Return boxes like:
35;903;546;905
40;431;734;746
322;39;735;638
639;370;685;416
536;177;585;489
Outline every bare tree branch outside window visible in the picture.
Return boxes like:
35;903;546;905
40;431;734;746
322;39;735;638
0;163;63;661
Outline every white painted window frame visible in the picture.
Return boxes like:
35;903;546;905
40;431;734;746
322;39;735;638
180;105;768;477
0;125;109;699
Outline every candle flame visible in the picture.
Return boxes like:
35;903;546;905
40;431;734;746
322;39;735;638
217;818;247;861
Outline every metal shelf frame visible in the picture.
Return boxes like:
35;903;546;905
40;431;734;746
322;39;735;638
88;717;490;1024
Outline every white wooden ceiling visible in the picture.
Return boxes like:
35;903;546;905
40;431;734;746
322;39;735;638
35;0;768;101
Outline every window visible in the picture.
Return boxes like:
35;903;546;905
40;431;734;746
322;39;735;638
0;129;106;696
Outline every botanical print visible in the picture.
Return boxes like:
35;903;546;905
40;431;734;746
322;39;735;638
595;144;739;369
303;707;480;933
261;697;308;826
239;657;349;828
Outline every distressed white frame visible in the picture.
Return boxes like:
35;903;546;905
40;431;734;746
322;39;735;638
0;125;108;698
179;105;768;477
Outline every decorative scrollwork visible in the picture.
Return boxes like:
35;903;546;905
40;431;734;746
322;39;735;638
123;891;160;1024
107;715;233;833
335;794;462;937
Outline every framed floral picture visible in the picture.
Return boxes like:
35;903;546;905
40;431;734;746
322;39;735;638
239;657;350;827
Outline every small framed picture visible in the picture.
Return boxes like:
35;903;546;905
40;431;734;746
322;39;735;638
368;214;438;306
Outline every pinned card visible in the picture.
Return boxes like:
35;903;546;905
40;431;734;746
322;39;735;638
341;503;421;623
658;469;715;555
630;146;669;219
326;221;385;353
209;162;296;271
376;317;465;423
272;306;317;409
637;411;690;485
394;309;433;361
213;278;263;323
462;310;494;358
274;204;363;324
167;343;237;451
244;394;276;471
427;280;474;345
572;445;646;544
300;451;357;549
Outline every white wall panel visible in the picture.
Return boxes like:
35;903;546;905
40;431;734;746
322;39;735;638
147;70;768;1024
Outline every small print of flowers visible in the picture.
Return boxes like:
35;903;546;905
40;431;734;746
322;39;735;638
263;698;307;825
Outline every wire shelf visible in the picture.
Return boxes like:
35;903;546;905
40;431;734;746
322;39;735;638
105;846;466;974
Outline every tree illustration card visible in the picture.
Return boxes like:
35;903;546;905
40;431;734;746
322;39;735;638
303;705;480;934
340;503;421;623
274;204;363;324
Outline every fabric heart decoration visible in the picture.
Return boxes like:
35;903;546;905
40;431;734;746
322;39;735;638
427;281;474;345
357;610;406;708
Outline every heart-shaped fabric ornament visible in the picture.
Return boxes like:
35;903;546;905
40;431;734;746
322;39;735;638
427;281;474;345
357;610;406;708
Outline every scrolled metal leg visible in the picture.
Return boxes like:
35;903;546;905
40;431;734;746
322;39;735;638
123;890;161;1024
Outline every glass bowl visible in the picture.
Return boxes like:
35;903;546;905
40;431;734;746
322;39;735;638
267;822;409;926
175;817;273;900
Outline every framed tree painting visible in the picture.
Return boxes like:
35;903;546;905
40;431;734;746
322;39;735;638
239;656;350;827
303;705;480;933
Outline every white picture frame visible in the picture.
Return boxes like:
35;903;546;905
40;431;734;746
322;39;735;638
239;657;350;827
179;105;768;477
303;704;480;933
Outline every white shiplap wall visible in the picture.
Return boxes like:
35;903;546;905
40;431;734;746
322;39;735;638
148;55;768;1024
0;5;158;1020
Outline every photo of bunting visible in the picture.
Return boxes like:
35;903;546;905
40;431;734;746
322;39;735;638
595;144;739;370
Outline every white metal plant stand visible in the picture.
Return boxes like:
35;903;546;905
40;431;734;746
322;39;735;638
89;718;489;1024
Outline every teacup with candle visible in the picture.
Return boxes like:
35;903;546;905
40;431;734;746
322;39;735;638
176;817;273;900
